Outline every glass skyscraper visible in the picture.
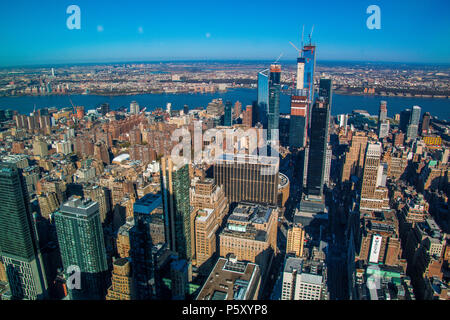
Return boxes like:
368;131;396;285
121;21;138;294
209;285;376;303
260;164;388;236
257;69;269;128
319;79;333;108
407;105;422;141
223;100;233;126
54;197;109;300
130;193;162;300
0;162;48;300
268;64;281;144
306;99;330;197
302;45;317;109
160;157;192;261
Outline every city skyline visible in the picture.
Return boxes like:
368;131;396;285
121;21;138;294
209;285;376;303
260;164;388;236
1;0;450;67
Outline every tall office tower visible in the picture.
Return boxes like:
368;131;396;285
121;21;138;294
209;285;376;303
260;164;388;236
214;154;279;205
234;101;242;119
0;163;48;300
378;121;390;139
286;224;305;257
406;106;421;141
302;45;317;109
223;100;233;126
378;101;388;124
281;257;327;300
289;95;309;148
190;178;228;270
289;50;309;149
399;109;411;133
268;64;281;144
306;99;330;198
183;104;189;115
420;112;431;136
130;193;162;299
323;145;332;187
54;197;108;300
105;258;135;300
160;157;192;261
219;203;278;278
359;143;390;212
257;69;269;127
166;103;172;115
243;105;253;128
377;101;389;139
130;101;140;114
319;79;333;107
341;132;368;183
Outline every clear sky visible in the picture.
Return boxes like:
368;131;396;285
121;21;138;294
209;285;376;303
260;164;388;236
0;0;449;67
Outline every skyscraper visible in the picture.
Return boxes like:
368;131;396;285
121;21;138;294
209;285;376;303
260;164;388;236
399;109;411;133
406;106;421;141
420;112;431;136
289;95;309;148
318;79;333;108
302;45;317;109
243;105;253;128
268;64;281;144
130;101;140;115
306;99;330;198
359;143;390;212
341;132;368;183
54;197;109;300
257;69;269;127
214;154;279;205
223;100;232;126
0;162;48;300
130;193;162;299
160;157;192;261
378;101;388;124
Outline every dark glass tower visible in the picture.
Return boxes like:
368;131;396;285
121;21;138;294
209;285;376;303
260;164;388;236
268;64;281;143
257;69;269;128
54;197;109;300
223;100;232;126
399;109;411;133
160;157;192;261
306;99;330;197
130;193;162;299
0;162;48;300
319;79;333;108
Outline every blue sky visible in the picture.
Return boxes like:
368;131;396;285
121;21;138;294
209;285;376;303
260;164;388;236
0;0;449;66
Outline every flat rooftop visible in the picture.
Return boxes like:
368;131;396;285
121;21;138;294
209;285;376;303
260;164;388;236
196;258;260;300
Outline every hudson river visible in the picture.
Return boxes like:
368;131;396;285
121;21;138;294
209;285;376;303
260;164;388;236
0;88;449;120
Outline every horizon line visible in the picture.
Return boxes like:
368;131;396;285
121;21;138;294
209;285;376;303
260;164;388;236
1;58;450;70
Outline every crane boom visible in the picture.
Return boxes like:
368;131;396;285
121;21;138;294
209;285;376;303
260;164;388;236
274;53;284;64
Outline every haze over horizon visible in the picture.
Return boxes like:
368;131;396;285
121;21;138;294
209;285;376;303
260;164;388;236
1;0;449;67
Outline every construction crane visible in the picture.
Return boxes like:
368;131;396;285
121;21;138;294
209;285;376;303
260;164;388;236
69;97;76;113
308;25;314;45
273;53;284;64
289;25;305;57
